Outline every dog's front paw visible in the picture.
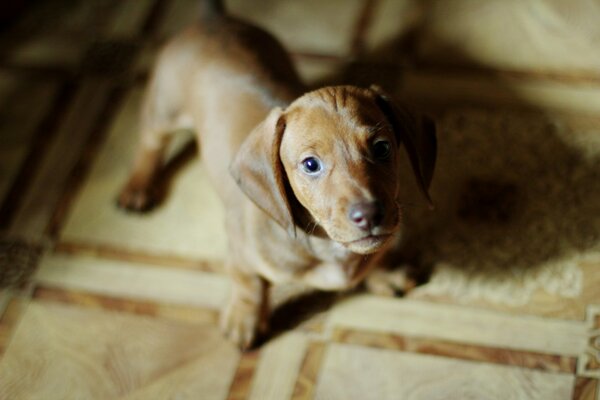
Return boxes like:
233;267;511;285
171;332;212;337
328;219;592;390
117;181;157;212
365;267;417;297
220;300;265;351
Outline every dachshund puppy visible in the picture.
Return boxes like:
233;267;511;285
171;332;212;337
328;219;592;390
118;0;436;349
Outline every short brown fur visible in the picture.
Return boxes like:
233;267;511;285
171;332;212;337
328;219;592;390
118;3;436;349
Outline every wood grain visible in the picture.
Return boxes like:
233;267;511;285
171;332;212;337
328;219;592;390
292;342;327;400
9;78;113;241
33;252;230;310
56;240;222;273
0;296;27;356
2;1;600;399
33;286;219;325
227;350;260;400
315;343;575;400
327;295;588;357
572;378;598;400
249;333;309;400
0;301;239;399
333;328;577;373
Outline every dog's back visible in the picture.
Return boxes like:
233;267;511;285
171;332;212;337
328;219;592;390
145;0;302;200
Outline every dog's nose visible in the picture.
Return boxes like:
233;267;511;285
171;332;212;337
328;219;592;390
348;201;384;231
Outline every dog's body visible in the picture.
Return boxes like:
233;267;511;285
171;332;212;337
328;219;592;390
119;0;436;349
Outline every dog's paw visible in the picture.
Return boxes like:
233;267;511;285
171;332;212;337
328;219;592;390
364;267;417;297
117;182;156;212
220;301;264;351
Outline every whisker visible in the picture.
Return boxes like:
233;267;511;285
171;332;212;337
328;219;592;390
307;220;319;236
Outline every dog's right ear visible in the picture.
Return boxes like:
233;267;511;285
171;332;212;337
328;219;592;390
371;85;437;209
230;107;296;236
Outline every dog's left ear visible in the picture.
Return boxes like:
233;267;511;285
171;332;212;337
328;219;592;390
230;107;296;236
370;85;437;208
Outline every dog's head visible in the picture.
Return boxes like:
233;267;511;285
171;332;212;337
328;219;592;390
230;85;436;254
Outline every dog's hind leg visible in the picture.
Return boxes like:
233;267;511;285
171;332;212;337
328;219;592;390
117;77;193;212
117;135;170;212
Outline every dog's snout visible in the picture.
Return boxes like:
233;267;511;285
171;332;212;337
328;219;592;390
348;201;384;231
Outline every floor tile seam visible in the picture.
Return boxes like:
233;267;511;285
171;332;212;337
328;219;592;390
411;61;600;86
290;341;328;400
0;80;77;230
330;326;579;374
36;20;156;238
0;296;29;358
5;53;600;89
334;295;591;329
30;285;220;323
226;332;328;399
115;348;228;399
53;240;223;273
582;304;600;379
289;49;600;87
410;96;600;119
226;350;261;400
45;83;129;239
572;377;599;400
577;353;600;380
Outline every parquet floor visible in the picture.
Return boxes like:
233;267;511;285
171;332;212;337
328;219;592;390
0;1;599;399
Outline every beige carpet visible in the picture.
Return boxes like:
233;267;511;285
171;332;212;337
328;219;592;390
400;109;600;305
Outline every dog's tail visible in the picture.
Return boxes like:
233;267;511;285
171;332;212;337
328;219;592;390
199;0;226;20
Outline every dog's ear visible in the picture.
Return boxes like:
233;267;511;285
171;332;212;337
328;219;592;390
371;85;437;208
230;107;296;235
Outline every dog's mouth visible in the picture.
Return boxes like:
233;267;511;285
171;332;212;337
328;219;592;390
342;233;393;254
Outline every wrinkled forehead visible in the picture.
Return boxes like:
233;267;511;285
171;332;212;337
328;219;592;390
284;87;387;133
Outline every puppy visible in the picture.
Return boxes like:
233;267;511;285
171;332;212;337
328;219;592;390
118;0;436;349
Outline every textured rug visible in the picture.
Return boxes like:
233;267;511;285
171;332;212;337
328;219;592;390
397;108;600;305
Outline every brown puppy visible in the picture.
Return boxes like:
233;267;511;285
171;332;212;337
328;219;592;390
118;0;436;349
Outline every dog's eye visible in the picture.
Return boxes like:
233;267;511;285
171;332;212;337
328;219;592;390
301;157;322;175
372;140;391;160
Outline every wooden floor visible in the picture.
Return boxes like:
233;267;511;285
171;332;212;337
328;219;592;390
1;0;599;399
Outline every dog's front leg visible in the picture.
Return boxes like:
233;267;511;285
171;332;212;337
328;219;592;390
364;257;432;297
220;264;270;350
364;266;418;297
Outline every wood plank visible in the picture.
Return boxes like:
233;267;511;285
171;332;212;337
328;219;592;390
0;301;239;399
46;85;127;238
572;377;598;400
33;253;230;310
55;240;221;273
291;342;327;400
249;333;308;400
326;295;588;357
225;0;365;57
227;351;260;400
33;286;218;325
333;327;576;373
415;1;600;74
0;295;28;356
315;343;575;400
9;78;113;241
0;73;62;226
59;87;228;261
